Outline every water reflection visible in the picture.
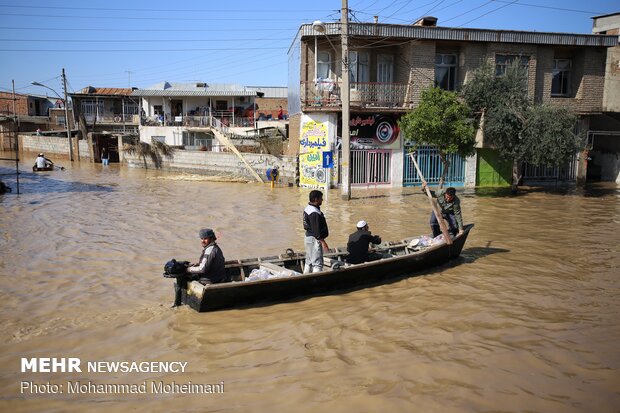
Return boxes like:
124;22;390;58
1;154;619;413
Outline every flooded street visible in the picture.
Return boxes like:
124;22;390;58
1;154;619;412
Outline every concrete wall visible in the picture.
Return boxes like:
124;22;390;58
19;134;91;158
124;150;298;185
603;45;620;112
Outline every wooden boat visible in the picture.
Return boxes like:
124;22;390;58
179;224;474;312
32;165;54;172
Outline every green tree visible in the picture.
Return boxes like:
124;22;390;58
462;61;584;192
398;86;476;188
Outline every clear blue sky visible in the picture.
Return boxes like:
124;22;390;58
0;0;618;97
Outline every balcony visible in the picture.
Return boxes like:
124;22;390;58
84;114;139;124
301;81;413;110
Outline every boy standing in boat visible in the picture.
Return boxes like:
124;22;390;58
422;183;464;237
303;190;329;273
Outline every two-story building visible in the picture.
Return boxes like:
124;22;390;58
68;86;140;163
591;12;620;183
131;82;266;150
288;17;617;189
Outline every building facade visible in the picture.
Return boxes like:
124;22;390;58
288;19;617;188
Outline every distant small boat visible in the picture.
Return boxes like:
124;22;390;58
32;165;54;172
176;224;474;312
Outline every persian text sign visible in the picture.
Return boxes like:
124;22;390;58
299;121;329;188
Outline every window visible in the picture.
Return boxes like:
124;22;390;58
551;59;571;97
377;54;394;83
182;131;212;149
151;136;166;144
495;55;529;76
317;51;331;79
81;100;105;117
349;51;369;84
435;54;457;90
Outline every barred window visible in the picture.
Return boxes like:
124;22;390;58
551;59;571;97
435;54;457;90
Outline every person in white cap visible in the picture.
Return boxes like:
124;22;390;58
346;220;382;264
34;153;53;169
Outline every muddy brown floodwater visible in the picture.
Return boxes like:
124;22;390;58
1;154;619;412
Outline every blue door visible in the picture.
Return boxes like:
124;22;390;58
403;144;465;187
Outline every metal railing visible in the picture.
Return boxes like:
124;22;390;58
522;157;577;182
350;149;392;185
403;145;466;187
84;114;139;123
301;81;412;109
140;114;254;128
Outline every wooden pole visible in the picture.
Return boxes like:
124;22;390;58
409;152;453;245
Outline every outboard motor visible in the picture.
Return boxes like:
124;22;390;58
163;259;190;278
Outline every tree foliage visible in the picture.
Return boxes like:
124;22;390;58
462;61;584;191
123;139;175;169
398;87;476;187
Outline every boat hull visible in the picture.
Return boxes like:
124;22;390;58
183;224;473;312
32;166;54;172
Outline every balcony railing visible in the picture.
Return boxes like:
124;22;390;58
140;114;255;128
301;81;413;109
84;114;139;124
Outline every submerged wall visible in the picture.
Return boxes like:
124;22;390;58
124;150;298;186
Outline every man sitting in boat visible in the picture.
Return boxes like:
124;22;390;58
34;153;53;169
172;228;227;307
346;220;383;264
422;183;464;238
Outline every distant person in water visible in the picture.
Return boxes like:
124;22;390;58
34;153;53;169
101;147;109;166
422;183;464;238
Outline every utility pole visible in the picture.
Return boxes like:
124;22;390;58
62;68;74;161
340;0;351;200
12;80;20;193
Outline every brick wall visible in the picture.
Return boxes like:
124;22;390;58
285;113;301;156
0;93;28;116
407;40;436;106
255;97;288;119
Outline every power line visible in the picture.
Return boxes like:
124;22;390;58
0;47;288;52
0;38;291;43
0;4;325;13
0;26;297;32
489;0;606;14
0;12;307;22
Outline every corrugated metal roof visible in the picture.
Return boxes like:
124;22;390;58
298;22;618;47
246;86;288;98
131;90;258;97
73;86;134;96
132;81;267;97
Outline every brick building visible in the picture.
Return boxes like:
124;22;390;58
288;18;617;189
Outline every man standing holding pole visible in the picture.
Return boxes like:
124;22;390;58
422;183;464;238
